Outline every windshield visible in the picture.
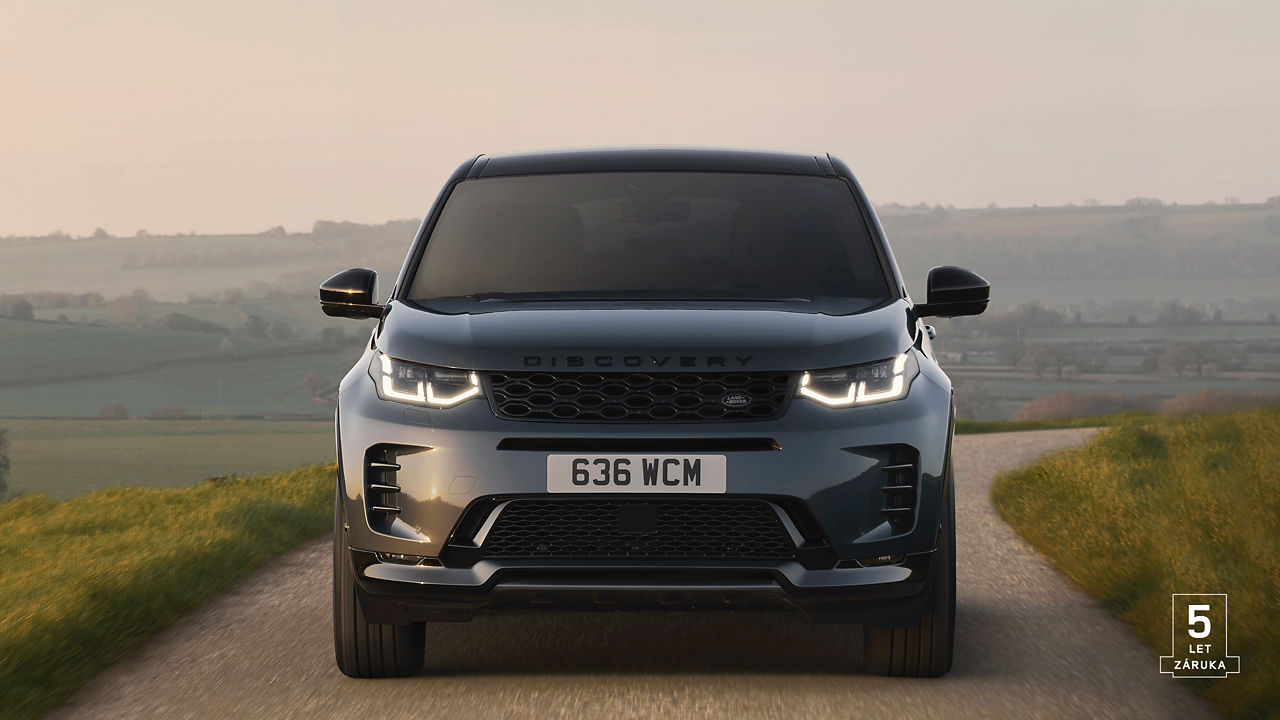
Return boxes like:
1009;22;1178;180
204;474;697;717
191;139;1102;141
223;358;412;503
406;172;892;312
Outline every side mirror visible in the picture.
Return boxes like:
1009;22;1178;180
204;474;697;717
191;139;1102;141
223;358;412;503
319;268;383;319
916;266;989;318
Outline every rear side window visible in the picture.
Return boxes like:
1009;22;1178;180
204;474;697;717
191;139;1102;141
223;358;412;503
407;172;890;310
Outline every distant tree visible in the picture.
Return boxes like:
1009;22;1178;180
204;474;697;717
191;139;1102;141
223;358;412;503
241;315;269;338
10;299;34;321
1126;314;1139;325
135;229;150;238
1083;198;1101;207
301;373;330;398
1125;197;1165;207
1265;195;1280;205
131;288;152;305
56;314;69;323
996;340;1025;366
0;429;10;497
1072;311;1083;325
163;312;228;334
99;403;129;419
268;320;294;340
1212;309;1224;323
1157;301;1206;325
1015;345;1051;380
953;381;995;421
1268;312;1279;325
264;225;288;237
91;227;111;239
1157;342;1191;378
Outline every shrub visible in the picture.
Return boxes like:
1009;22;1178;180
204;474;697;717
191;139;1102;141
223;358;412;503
1013;390;1157;421
162;312;228;334
98;404;129;420
9;299;34;321
1160;389;1280;416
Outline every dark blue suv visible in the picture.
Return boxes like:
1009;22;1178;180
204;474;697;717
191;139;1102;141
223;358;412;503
320;148;989;678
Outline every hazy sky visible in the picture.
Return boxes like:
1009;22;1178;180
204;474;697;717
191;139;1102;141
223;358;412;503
2;0;1278;237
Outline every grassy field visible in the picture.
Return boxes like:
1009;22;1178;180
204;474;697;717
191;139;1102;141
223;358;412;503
991;410;1280;719
0;419;333;499
29;297;351;340
0;317;304;383
0;316;363;418
0;464;335;720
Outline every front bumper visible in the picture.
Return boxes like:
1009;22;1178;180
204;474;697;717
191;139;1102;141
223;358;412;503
335;347;953;621
351;549;937;625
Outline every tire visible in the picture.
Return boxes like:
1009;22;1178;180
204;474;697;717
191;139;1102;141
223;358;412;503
862;469;956;677
333;486;425;678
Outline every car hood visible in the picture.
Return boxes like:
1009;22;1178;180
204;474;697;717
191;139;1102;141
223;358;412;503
376;299;917;372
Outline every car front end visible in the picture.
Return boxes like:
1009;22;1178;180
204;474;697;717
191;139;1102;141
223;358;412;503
337;303;953;627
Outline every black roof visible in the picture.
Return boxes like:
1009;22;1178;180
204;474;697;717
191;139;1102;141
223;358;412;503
469;147;836;178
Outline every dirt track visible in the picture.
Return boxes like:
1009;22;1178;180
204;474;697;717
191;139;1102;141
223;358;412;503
48;429;1216;719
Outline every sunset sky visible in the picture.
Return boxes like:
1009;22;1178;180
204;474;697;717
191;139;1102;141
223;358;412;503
2;0;1278;237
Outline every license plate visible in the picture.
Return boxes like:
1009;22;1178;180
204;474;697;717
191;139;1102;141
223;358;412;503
546;454;727;493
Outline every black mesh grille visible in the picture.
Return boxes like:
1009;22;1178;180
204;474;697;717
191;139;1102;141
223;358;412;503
485;371;793;422
481;498;796;560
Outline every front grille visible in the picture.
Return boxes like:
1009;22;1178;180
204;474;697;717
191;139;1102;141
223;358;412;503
485;370;793;422
480;498;796;560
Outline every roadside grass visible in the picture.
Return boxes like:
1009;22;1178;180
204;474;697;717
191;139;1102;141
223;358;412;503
991;409;1280;719
0;464;334;720
954;411;1152;434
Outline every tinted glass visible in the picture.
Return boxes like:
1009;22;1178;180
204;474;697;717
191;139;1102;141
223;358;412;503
407;172;891;311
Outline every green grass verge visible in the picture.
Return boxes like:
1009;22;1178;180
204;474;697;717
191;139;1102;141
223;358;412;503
0;464;334;720
991;410;1280;719
954;411;1153;434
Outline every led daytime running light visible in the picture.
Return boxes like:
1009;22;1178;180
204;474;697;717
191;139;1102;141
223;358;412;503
799;352;911;407
377;353;480;407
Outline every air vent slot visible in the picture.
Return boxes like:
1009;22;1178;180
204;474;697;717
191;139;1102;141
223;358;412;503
879;446;920;534
364;446;403;525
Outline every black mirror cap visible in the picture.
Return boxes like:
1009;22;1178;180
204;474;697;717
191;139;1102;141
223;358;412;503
319;268;383;319
916;266;989;318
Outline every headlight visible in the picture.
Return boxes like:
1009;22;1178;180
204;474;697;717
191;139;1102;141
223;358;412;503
799;351;919;407
368;352;481;407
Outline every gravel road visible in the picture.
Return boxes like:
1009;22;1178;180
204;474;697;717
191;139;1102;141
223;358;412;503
48;429;1216;719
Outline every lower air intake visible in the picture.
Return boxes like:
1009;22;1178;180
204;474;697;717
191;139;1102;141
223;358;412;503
480;498;796;560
